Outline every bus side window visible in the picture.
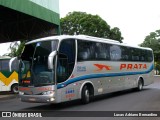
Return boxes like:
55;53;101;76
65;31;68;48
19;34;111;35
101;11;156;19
122;55;129;61
0;61;1;71
110;45;121;61
78;49;90;60
147;51;153;62
141;56;145;61
95;43;110;60
1;60;9;71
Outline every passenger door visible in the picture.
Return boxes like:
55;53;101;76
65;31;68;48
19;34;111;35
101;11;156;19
57;39;76;83
57;39;76;102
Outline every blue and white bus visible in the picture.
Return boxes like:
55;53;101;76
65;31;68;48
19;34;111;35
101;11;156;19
10;35;154;104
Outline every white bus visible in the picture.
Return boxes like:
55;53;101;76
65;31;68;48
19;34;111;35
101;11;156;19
10;35;154;104
0;57;19;93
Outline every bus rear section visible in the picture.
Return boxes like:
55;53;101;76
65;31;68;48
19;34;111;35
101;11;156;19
0;57;18;93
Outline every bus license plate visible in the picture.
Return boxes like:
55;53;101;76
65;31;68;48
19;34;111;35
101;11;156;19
29;98;36;101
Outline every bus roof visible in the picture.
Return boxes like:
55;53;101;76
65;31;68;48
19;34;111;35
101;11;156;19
0;56;11;60
26;35;152;51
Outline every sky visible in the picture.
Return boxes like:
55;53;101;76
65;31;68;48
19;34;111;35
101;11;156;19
59;0;160;45
0;0;160;56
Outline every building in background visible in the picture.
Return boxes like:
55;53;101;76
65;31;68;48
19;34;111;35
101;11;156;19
0;0;60;43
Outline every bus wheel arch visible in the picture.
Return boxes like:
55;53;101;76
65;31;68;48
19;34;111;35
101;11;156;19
137;77;144;91
80;82;94;104
11;83;19;94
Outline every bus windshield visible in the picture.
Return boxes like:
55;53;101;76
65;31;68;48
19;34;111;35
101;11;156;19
19;40;58;87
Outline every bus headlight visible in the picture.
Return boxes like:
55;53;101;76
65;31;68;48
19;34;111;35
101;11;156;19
19;91;24;95
42;91;54;96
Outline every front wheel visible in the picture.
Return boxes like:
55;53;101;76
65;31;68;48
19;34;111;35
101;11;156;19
81;86;90;104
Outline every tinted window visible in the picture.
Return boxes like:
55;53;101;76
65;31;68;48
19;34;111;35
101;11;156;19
147;50;153;62
20;40;58;87
131;48;140;61
121;46;130;61
57;39;76;83
78;40;110;61
0;61;1;71
78;40;95;61
77;40;153;62
139;50;145;61
110;45;121;61
1;60;9;71
95;43;110;60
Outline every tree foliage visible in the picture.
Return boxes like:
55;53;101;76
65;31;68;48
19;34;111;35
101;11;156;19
140;30;160;73
61;11;123;42
140;30;160;58
5;41;25;57
109;27;123;41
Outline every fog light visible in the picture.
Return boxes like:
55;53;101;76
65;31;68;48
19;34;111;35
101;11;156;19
47;98;55;102
50;98;55;101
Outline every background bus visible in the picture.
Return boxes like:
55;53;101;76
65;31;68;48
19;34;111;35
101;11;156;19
10;35;154;103
0;56;18;93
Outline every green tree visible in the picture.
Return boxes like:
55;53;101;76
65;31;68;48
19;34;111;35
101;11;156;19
140;30;160;74
61;11;123;42
5;41;25;57
109;27;123;41
140;30;160;59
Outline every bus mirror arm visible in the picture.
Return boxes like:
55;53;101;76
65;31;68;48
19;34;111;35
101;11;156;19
48;51;57;69
9;57;18;72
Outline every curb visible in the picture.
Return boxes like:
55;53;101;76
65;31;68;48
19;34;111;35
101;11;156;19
154;75;160;77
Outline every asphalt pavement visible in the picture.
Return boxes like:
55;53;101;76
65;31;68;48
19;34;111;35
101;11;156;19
0;76;160;120
0;91;18;100
0;75;159;101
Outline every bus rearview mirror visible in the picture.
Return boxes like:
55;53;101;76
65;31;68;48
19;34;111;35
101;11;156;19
48;51;57;69
9;57;19;72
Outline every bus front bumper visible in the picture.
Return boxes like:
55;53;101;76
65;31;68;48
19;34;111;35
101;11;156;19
19;94;56;103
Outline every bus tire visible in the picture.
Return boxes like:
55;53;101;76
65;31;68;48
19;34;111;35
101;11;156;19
137;79;143;91
11;84;19;94
81;85;90;104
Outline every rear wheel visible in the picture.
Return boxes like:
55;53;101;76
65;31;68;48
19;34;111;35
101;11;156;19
137;80;143;91
11;84;19;94
81;86;90;104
